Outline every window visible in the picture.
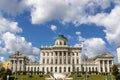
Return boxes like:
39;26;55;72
43;59;45;64
55;67;57;72
55;59;57;64
60;52;62;56
64;52;66;56
60;41;62;45
47;59;49;64
64;67;66;72
51;67;53;72
42;67;44;72
34;67;36;71
100;60;102;64
55;52;57;56
105;67;107;72
72;59;74;64
31;67;33;71
47;67;49;72
68;67;71;72
64;59;66;64
59;67;62;73
64;42;66;45
43;53;45;56
77;67;79;72
47;53;49;56
28;67;29;71
68;58;70;64
77;59;79;64
51;59;53;64
89;67;91;71
68;53;70;56
92;67;94;71
101;67;103;72
38;67;39;71
76;52;78;56
96;67;97;71
82;67;84;72
60;58;62;64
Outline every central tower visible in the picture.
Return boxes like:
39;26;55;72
40;35;82;73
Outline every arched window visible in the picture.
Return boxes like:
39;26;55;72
60;41;62;45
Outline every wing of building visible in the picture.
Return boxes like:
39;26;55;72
9;35;114;74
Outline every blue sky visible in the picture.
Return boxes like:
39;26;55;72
0;0;120;63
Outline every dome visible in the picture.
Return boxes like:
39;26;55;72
55;35;68;46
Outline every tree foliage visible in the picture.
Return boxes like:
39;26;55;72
112;64;119;76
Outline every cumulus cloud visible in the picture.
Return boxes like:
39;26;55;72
26;0;114;24
0;0;27;15
82;38;107;58
76;31;81;35
0;14;39;61
0;57;5;63
50;25;57;32
88;5;120;47
76;35;107;58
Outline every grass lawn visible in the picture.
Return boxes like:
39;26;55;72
0;74;115;80
71;74;115;80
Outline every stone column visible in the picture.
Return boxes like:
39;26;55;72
66;52;68;64
107;60;110;73
62;52;64;64
71;52;72;64
58;52;60;64
98;60;101;73
53;52;55;64
75;52;76;64
103;60;105;72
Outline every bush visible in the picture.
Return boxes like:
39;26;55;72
39;74;43;77
116;74;120;80
77;74;81;77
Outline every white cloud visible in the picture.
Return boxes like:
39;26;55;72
76;35;107;58
0;14;39;61
26;0;113;24
0;14;22;33
0;0;27;15
88;5;120;47
76;31;81;35
0;57;5;63
50;25;57;32
82;38;107;58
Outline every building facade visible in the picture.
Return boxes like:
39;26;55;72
9;35;114;74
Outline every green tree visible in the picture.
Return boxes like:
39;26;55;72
112;65;119;76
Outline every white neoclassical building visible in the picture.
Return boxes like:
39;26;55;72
9;35;114;74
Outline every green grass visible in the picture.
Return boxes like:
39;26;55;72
0;74;115;80
71;74;115;80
